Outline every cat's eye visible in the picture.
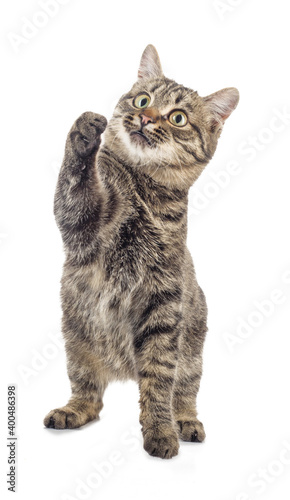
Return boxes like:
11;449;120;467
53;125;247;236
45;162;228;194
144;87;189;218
133;93;151;109
169;110;187;127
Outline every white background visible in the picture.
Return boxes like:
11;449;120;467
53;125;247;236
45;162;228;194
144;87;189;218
1;1;290;499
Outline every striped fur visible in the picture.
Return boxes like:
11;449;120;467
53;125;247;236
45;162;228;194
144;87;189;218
44;46;239;459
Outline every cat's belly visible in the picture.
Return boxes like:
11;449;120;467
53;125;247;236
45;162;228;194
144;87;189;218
62;260;140;381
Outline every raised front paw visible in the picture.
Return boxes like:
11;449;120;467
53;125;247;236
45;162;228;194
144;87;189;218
177;418;206;442
142;426;179;459
69;112;107;159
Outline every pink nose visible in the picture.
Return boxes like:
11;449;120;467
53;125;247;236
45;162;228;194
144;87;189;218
140;114;155;125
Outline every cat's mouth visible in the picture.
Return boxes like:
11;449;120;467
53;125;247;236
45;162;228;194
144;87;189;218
129;130;152;148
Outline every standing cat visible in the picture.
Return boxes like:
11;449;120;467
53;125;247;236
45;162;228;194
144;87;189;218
44;45;239;459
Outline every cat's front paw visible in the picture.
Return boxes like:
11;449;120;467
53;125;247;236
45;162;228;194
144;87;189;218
43;405;91;429
69;112;107;159
177;419;206;442
142;426;179;459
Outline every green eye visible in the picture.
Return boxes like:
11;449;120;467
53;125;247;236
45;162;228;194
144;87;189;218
169;111;187;127
134;94;151;109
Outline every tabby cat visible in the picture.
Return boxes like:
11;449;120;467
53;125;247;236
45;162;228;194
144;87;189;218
44;45;239;459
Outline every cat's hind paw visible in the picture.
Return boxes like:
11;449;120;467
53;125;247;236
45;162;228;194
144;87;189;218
177;419;206;442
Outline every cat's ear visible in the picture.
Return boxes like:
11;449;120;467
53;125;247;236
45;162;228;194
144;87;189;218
138;45;163;80
204;87;239;132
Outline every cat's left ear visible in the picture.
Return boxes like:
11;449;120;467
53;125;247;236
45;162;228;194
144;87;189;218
204;87;239;132
138;45;163;80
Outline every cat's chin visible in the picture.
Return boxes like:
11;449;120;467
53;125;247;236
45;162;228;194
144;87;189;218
129;131;151;148
106;124;160;166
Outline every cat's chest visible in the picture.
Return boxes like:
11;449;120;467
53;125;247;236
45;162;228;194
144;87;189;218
63;259;141;337
103;210;170;282
69;215;160;326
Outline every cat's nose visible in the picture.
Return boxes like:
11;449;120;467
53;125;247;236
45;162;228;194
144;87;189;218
140;113;155;125
139;107;160;126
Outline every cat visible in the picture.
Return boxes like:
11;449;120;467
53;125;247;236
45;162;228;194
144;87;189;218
44;45;239;459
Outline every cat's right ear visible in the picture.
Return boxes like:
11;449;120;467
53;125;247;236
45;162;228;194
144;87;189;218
138;45;163;80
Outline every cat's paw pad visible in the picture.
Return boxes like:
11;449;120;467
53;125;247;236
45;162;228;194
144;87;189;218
70;112;107;159
177;419;206;442
143;428;179;459
43;407;82;429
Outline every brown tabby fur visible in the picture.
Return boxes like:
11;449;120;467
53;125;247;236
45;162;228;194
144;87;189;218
44;45;239;459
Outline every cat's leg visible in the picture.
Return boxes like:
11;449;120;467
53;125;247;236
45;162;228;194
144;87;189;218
44;338;108;429
172;272;207;442
54;112;110;263
134;298;182;459
44;112;109;429
172;355;206;443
